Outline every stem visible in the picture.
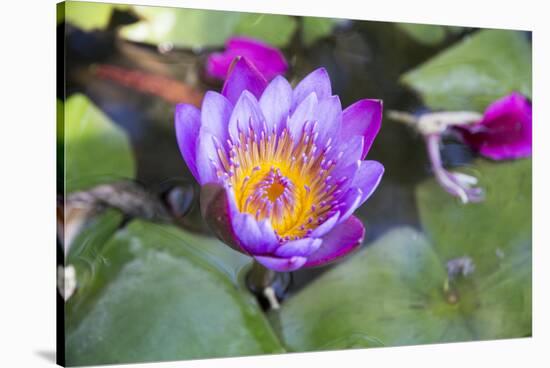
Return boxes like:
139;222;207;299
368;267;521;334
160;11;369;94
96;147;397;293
246;261;276;293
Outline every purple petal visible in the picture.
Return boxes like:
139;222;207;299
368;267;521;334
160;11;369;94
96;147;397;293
274;238;322;258
195;130;222;185
304;215;365;268
330;159;361;194
200;91;232;142
310;211;340;238
231;213;279;255
341;99;383;158
207;36;288;81
288;92;318;141
228;90;266;141
337;187;363;222
458;92;532;160
175;103;201;181
314;96;342;147
199;184;246;254
259;75;292;135
254;255;308;272
221;57;268;105
337;161;384;222
352;160;385;205
292;68;332;111
329;135;364;176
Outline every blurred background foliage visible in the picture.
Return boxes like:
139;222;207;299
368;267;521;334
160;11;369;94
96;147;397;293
58;1;532;366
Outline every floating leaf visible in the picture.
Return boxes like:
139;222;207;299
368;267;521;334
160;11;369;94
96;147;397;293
66;209;124;286
66;220;281;366
63;1;128;31
64;94;136;193
234;14;297;47
401;29;532;111
416;158;532;338
301;17;338;46
120;6;242;48
395;23;447;46
121;7;296;49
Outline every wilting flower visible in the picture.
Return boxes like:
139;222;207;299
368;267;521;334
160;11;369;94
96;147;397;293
455;92;532;160
206;36;288;81
175;58;383;272
389;92;532;204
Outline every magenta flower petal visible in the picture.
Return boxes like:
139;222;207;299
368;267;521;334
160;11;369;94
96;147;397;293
304;215;365;268
457;92;532;160
341;99;383;158
179;65;384;272
175;103;201;181
254;255;308;272
292;68;332;111
259;75;293;135
222;57;268;105
207;36;288;82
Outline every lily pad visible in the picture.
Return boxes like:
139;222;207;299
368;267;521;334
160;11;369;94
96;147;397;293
401;29;532;111
65;220;281;366
121;7;296;49
396;23;447;45
66;209;124;287
301;17;339;46
64;94;136;193
120;6;242;49
276;159;531;351
234;13;297;48
416;158;532;338
64;1;129;30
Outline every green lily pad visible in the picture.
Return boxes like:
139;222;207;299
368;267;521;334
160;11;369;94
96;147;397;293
66;220;281;366
64;94;136;193
401;29;532;111
234;13;297;48
396;23;447;45
416;158;532;338
121;7;296;49
276;160;531;351
301;17;338;47
64;1;129;30
66;209;124;287
120;6;241;48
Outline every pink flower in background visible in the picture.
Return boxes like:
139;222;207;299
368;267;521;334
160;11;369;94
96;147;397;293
206;36;288;81
456;92;532;160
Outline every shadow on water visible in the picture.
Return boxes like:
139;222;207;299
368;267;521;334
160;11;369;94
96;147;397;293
63;16;473;292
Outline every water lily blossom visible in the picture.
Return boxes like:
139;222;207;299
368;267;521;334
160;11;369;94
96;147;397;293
176;58;384;272
455;92;532;160
206;36;288;81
